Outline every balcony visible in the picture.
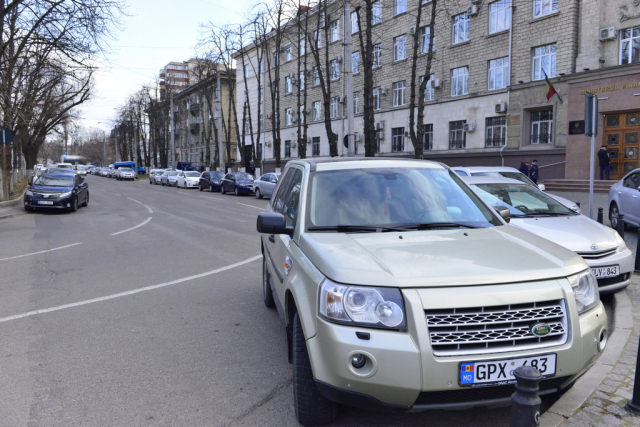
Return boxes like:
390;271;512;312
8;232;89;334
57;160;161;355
190;123;200;134
189;103;200;116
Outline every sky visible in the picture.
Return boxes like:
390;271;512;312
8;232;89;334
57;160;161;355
79;0;252;132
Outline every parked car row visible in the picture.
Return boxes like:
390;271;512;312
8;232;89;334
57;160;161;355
149;169;278;198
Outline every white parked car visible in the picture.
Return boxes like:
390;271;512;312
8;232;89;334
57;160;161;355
451;166;580;213
161;171;180;186
117;167;135;181
176;171;201;189
466;176;633;294
149;169;166;185
608;168;640;229
253;172;281;199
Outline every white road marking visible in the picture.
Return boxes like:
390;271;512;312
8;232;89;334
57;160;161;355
110;217;152;236
236;202;265;211
0;243;83;262
115;193;122;197
0;255;262;323
127;197;153;213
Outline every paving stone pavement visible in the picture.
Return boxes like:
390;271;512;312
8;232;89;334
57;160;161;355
558;277;640;427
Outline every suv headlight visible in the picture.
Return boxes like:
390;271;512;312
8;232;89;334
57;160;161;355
26;189;33;196
318;279;406;330
568;270;600;314
60;191;72;199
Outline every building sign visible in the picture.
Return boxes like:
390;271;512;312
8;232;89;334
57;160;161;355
569;120;585;135
580;82;640;95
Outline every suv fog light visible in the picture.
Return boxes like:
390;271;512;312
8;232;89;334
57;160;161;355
66;203;70;207
598;327;608;352
351;354;366;369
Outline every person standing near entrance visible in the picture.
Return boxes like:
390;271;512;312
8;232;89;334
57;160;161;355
530;160;539;184
519;161;531;177
598;146;611;180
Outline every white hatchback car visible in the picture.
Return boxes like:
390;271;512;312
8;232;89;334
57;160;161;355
176;171;201;189
609;168;640;229
466;176;633;294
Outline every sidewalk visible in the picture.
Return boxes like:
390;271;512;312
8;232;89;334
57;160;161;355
0;204;25;220
541;276;640;426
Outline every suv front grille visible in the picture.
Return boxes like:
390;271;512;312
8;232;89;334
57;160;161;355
577;248;617;259
32;192;60;199
425;300;568;356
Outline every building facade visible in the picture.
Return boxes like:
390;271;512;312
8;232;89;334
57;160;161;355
236;0;639;178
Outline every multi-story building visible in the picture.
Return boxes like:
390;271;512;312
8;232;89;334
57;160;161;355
172;65;238;169
236;0;640;179
159;60;201;99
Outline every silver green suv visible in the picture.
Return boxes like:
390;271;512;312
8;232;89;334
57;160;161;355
257;158;607;426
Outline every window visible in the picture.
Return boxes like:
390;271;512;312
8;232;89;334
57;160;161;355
419;26;434;54
313;67;320;86
312;137;320;156
353;92;360;114
352;51;360;74
259;86;264;103
533;0;558;18
532;44;556;80
285;140;292;157
351;11;359;33
372;44;382;67
620;27;640;65
299;105;305;124
299;71;305;89
313;30;322;48
299;36;306;56
372;1;382;25
392;127;404;152
451;67;468;96
285;45;293;62
485;116;506;147
285;76;293;94
423;124;433;150
273;50;279;67
282;168;303;228
243;90;249;103
259;114;264;130
489;0;511;34
244;120;250;134
420;74;435;101
243;64;249;78
395;0;406;15
394;35;406;61
373;87;381;110
330;20;340;42
452;13;469;44
449;121;466;149
285;108;293;126
330;97;340;118
393;81;406;106
531;110;553;144
313;101;321;120
488;57;510;90
330;59;340;80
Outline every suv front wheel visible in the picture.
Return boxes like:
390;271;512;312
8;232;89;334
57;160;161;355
292;312;336;426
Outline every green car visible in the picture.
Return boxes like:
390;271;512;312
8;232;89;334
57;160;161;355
257;158;607;426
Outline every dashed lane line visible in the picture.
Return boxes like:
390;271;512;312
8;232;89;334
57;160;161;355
0;255;262;323
0;243;83;262
110;217;152;236
236;202;266;211
127;197;153;213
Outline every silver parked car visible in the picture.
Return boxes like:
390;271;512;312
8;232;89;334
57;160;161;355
149;169;166;184
161;171;180;187
254;172;281;199
609;168;640;228
466;176;633;294
117;167;135;181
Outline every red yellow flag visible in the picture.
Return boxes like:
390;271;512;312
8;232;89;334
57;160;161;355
543;70;557;102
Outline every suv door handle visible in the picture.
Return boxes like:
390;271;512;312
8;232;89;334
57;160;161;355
269;234;275;243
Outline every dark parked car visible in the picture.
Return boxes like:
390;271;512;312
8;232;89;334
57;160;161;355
199;171;225;192
24;173;89;212
220;172;255;196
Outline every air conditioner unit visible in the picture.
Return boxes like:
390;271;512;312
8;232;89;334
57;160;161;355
292;118;298;123
379;87;387;95
409;26;416;35
291;78;298;85
354;133;362;142
266;113;272;119
463;122;476;132
336;55;343;63
376;131;384;140
404;131;410;137
265;141;272;147
467;5;479;16
599;27;616;41
338;96;345;104
375;122;384;130
495;102;508;114
292;142;297;148
432;78;441;88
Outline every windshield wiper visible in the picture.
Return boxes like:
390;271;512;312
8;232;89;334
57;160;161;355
307;225;407;233
513;212;573;218
397;222;481;230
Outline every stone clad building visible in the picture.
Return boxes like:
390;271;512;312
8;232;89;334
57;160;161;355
236;0;640;179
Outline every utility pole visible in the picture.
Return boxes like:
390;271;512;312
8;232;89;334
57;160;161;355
216;71;224;172
344;0;354;157
114;127;119;163
170;94;175;170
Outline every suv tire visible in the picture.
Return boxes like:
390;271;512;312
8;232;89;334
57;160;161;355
262;257;275;308
292;312;337;426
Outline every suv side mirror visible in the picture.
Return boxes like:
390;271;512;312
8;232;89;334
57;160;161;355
257;212;293;236
493;206;511;223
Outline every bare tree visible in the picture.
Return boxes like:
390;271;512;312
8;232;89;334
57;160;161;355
354;2;377;156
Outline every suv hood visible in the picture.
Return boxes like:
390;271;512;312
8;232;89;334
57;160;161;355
509;215;618;253
298;226;587;288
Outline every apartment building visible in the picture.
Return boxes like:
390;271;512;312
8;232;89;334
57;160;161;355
172;67;238;169
159;59;202;99
235;0;616;177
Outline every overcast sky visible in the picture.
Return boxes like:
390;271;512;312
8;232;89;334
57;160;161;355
79;0;251;132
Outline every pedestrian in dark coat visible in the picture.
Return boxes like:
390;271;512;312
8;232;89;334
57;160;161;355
530;160;539;184
598;146;611;180
519;161;531;177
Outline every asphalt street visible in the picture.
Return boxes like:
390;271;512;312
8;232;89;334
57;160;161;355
0;176;611;427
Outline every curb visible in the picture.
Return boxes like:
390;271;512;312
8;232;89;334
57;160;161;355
0;189;26;208
0;210;26;221
539;288;633;426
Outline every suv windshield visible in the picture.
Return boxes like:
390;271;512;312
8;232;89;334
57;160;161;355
471;183;575;217
307;167;500;229
35;175;74;187
472;171;536;186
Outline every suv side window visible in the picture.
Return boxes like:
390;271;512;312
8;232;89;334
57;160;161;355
272;169;296;213
283;169;303;228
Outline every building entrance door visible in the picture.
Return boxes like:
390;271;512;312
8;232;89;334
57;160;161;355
604;112;640;180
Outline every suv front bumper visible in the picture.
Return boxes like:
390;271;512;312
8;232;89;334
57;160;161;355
307;280;607;410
